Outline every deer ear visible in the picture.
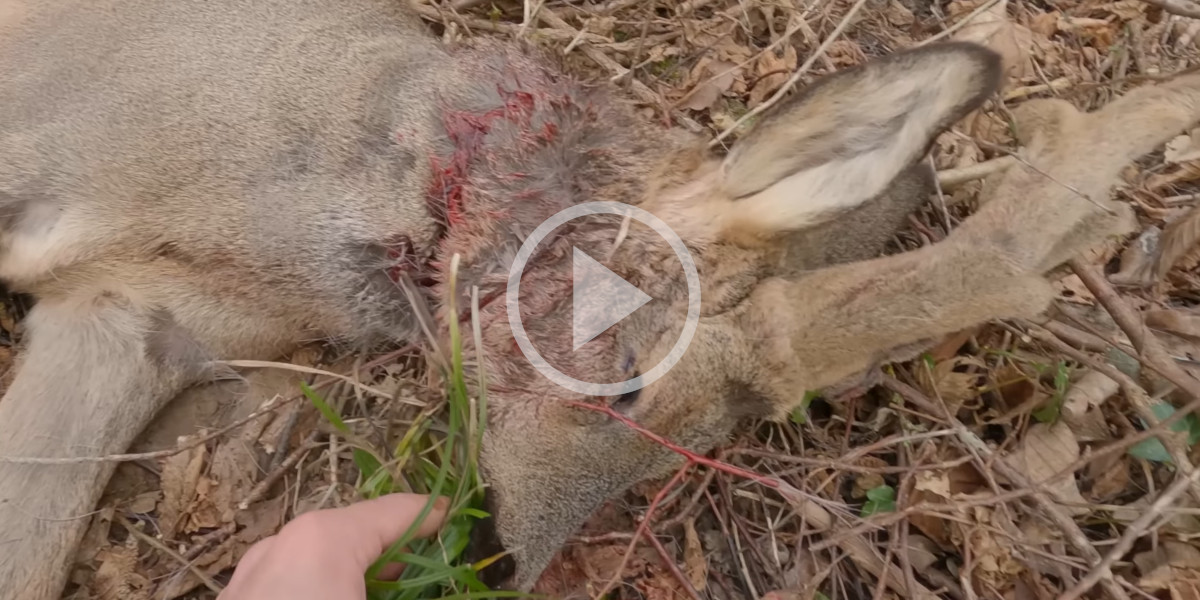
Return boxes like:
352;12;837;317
715;42;1001;240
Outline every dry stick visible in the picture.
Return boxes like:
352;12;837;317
1072;260;1200;399
0;393;294;465
916;0;1005;45
710;0;871;146
1061;465;1200;600
594;464;692;600
1071;262;1192;376
1025;323;1200;505
936;156;1016;194
669;18;807;110
533;7;704;133
218;359;416;404
238;438;322;510
569;402;939;600
0;347;415;465
641;528;705;600
115;514;225;595
881;376;1132;600
1141;0;1200;20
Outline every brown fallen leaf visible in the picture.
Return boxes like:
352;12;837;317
74;505;116;565
1110;226;1163;287
158;436;207;539
907;470;954;548
905;534;940;572
1156;206;1200;280
91;538;150;600
1138;541;1200;597
679;58;737;111
1085;451;1130;502
748;45;797;108
637;562;689;600
917;355;985;414
682;518;707;591
1002;422;1088;515
951;0;1033;82
1053;274;1097;305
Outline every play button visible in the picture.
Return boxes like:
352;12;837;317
507;201;701;397
571;248;652;351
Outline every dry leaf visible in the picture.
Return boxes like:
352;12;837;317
952;0;1033;82
1156;206;1200;278
917;355;985;414
1053;274;1096;305
908;470;954;547
1062;369;1118;419
158;436;207;539
1139;541;1200;597
748;46;797;108
1003;422;1088;515
906;534;941;571
75;506;116;565
887;0;915;27
1166;130;1200;164
1110;226;1163;287
683;519;707;591
91;539;150;600
1085;452;1129;502
1147;307;1200;341
680;59;736;111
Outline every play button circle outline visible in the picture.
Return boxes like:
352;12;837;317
506;201;701;397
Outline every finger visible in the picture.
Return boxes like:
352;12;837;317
375;561;408;581
318;493;450;565
222;536;277;592
235;535;277;574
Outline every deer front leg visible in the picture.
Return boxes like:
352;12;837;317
739;243;1055;413
738;72;1200;415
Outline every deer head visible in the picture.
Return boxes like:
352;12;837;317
435;34;1200;587
429;42;1012;589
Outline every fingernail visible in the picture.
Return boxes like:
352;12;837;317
434;496;450;511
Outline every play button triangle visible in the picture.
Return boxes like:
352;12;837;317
572;247;652;351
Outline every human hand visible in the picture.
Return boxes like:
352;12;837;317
217;493;449;600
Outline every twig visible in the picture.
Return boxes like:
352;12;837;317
569;401;786;487
116;514;224;595
918;0;1005;45
642;529;704;600
238;438;322;510
594;464;692;600
1026;323;1200;504
0;393;295;465
219;359;418;404
1141;0;1200;20
571;401;938;599
710;0;871;146
936;156;1016;193
881;376;1132;600
1060;465;1200;600
534;7;703;133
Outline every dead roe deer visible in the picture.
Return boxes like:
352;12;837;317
4;0;1200;596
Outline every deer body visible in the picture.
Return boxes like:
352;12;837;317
4;0;1200;597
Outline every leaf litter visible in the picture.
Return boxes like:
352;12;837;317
30;0;1200;598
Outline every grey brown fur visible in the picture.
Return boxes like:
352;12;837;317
2;1;1199;597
